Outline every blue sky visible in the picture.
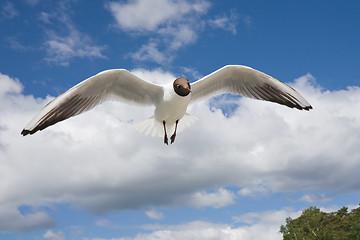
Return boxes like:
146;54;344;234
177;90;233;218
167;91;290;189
1;0;360;239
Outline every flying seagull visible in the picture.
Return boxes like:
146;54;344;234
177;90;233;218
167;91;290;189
21;65;312;144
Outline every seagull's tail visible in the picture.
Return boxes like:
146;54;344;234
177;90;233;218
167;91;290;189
134;113;198;137
133;116;163;137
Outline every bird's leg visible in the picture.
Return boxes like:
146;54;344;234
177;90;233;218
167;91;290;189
170;120;179;144
163;121;168;145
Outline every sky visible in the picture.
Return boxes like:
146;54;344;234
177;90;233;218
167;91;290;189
1;0;360;239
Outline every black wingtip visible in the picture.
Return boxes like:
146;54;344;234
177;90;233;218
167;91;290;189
21;129;38;136
304;105;313;111
21;129;30;136
292;104;313;111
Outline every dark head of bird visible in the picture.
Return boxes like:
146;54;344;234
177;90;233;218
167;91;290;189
173;77;191;97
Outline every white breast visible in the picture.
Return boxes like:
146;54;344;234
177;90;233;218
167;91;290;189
154;83;191;124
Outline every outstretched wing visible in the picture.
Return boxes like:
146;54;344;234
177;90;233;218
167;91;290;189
21;69;163;136
190;65;312;110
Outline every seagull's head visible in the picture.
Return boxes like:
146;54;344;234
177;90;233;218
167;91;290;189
173;77;191;97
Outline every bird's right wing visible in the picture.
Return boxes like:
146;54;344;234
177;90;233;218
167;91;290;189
21;69;163;136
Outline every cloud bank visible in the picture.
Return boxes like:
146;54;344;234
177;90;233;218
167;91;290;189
87;208;301;240
1;69;360;235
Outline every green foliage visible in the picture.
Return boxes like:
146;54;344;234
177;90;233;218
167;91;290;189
280;205;360;240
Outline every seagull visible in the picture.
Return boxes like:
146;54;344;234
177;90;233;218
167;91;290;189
21;65;312;144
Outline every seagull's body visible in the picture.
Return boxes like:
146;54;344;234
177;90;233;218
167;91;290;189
155;80;191;125
21;65;312;144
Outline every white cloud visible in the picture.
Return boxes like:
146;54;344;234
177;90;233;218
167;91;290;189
1;69;360;233
145;209;164;220
0;73;22;95
95;219;121;228
238;182;271;198
106;1;253;64
299;193;330;203
42;3;106;66
43;230;65;240
1;2;19;19
91;209;300;240
107;0;177;32
163;24;198;51
130;42;169;64
39;11;52;24
6;37;28;51
106;0;211;63
0;204;54;233
208;10;239;34
107;0;209;32
178;188;236;209
130;68;176;85
44;26;106;66
89;205;360;240
319;204;359;214
140;221;241;240
233;208;299;225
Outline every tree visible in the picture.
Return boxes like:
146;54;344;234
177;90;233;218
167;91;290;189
280;205;360;240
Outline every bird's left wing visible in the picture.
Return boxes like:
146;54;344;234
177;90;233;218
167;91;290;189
21;69;163;136
190;65;312;110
